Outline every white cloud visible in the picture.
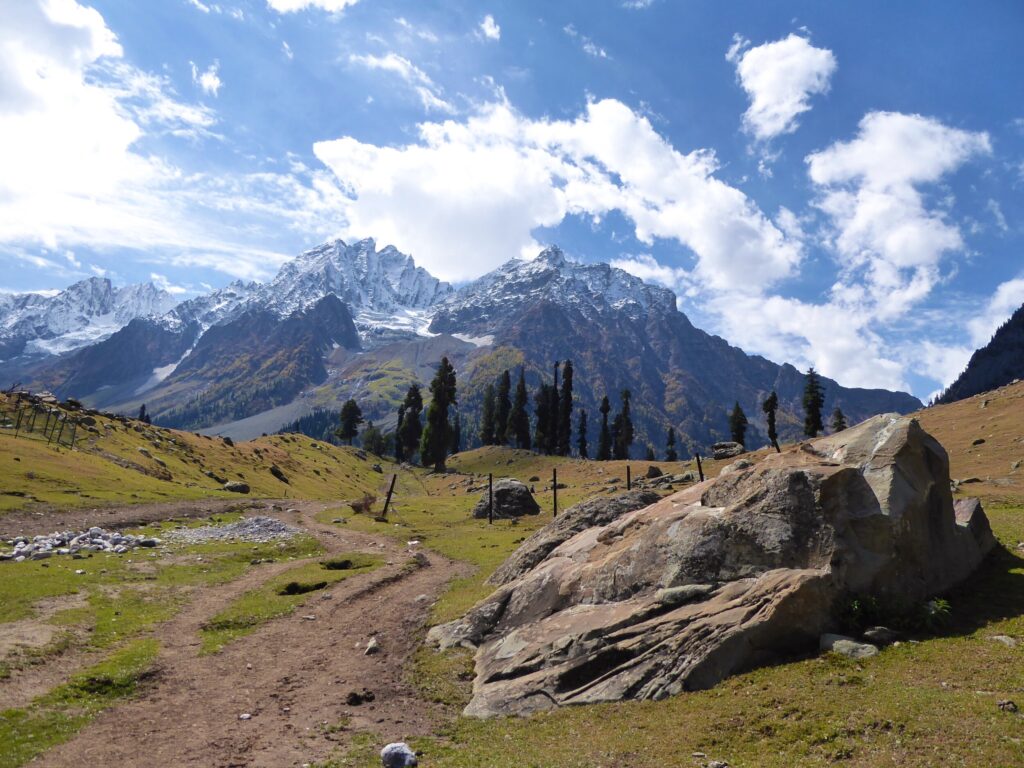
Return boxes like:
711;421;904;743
967;277;1024;346
186;0;211;12
564;24;608;58
729;33;836;141
0;0;352;282
987;198;1008;232
190;60;222;97
610;254;691;297
348;52;454;113
266;0;359;13
64;250;81;268
282;41;293;60
149;272;188;295
313;98;800;283
479;15;500;41
395;17;438;43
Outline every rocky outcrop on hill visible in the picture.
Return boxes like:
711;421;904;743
428;414;995;717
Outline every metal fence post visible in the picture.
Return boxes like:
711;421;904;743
488;473;493;524
552;468;558;517
626;465;631;490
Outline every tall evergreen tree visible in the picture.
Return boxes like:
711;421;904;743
665;426;678;462
576;409;588;459
510;367;531;450
831;406;848;433
138;404;149;424
612;389;634;460
557;360;574;456
802;368;825;438
762;391;780;452
645;444;656;461
596;396;612;460
336;399;363;445
480;384;496;446
495;369;512;445
398;384;423;462
450;410;462;454
361;419;387;456
728;401;748;446
534;382;554;455
420;357;457;471
394;405;406;462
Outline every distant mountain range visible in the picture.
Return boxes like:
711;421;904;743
938;303;1024;404
1;239;924;455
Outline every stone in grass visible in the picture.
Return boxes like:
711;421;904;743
364;637;381;655
223;481;250;493
470;479;540;520
381;742;418;767
862;626;900;646
820;633;879;659
645;465;663;479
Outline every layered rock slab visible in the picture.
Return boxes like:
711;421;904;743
429;414;996;717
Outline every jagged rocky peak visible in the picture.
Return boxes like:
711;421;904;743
265;237;453;316
430;244;677;334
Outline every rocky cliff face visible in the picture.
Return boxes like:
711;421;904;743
429;414;995;717
938;303;1024;404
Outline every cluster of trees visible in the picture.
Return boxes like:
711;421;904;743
336;356;461;472
727;368;848;454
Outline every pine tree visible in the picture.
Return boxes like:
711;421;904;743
728;401;748;446
495;369;512;445
645;444;656;461
138;404;149;424
361;419;387;456
336;399;363;445
612;389;634;460
596;396;612;460
762;391;780;452
510;367;531;450
534;383;554;455
831;407;848;433
576;409;589;459
450;410;462;454
394;405;406;462
398;384;423;462
665;426;678;462
803;368;825;438
557;360;574;456
420;357;457;471
480;384;496;446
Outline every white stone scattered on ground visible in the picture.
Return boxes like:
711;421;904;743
820;633;880;659
380;742;418;767
0;526;161;562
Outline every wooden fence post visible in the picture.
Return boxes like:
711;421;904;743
626;465;631;490
552;468;558;517
488;473;493;524
382;474;397;516
695;453;705;482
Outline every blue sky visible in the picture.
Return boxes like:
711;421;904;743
1;0;1022;399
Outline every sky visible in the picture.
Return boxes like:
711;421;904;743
1;0;1022;400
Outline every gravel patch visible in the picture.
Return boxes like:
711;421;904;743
163;516;299;545
1;527;160;562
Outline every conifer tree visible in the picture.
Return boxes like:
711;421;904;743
510;367;531;450
361;419;387;456
398;384;423;462
802;368;825;438
645;444;656;461
612;389;634;460
336;399;363;445
597;396;612;460
831;406;848;433
576;409;588;459
762;391;780;452
728;401;748;446
480;384;496;446
557;360;574;456
394;405;406;462
665;426;678;462
138;404;149;424
420;357;457;471
495;369;512;445
534;382;554;455
450;410;462;454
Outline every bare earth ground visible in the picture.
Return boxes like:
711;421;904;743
8;501;466;768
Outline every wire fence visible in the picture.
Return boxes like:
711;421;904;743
0;394;79;449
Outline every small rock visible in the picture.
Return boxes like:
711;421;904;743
820;633;879;659
998;699;1018;713
862;626;900;646
364;637;380;655
645;465;663;479
223;481;250;494
380;742;418;768
239;713;252;720
972;438;986;446
371;463;383;473
707;761;730;768
302;615;316;621
989;635;1019;648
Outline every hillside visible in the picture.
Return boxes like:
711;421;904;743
938;303;1024;404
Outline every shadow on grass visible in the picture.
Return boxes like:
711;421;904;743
943;544;1024;635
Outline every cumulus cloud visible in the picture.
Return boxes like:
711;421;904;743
190;60;222;96
729;33;836;141
348;52;454;113
265;0;358;13
0;0;351;282
313;98;800;283
564;24;608;58
478;15;500;41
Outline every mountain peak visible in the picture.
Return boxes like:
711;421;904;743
534;245;567;267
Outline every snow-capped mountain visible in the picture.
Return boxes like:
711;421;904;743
430;246;676;336
0;277;176;361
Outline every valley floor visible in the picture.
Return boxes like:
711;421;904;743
1;384;1023;767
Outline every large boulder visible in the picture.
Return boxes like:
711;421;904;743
428;415;996;717
488;490;661;586
471;479;541;520
712;441;744;459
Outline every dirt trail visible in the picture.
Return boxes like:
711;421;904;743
31;502;467;768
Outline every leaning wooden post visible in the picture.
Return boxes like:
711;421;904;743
53;416;67;447
552;468;558;517
67;420;77;449
626;465;631;490
13;405;24;438
488;473;493;524
695;453;705;482
382;473;397;516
